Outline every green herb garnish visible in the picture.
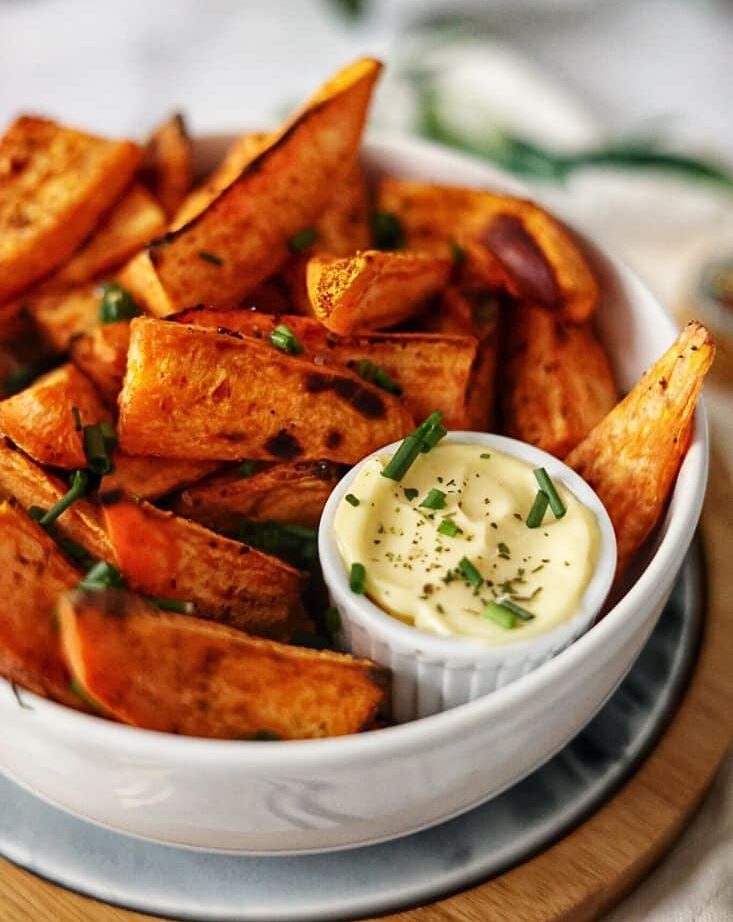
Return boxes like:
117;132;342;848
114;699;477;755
500;598;535;621
198;251;223;265
99;282;141;323
269;323;303;355
526;489;549;529
324;605;341;637
78;560;125;591
403;487;418;501
483;601;516;629
345;493;360;507
533;468;566;519
349;562;366;594
497;541;511;559
480;453;491;460
237;520;317;569
288;227;318;253
458;556;483;589
356;359;402;395
420;488;446;510
437;518;461;537
147;597;195;614
372;211;405;250
381;411;446;482
37;470;88;528
83;421;117;475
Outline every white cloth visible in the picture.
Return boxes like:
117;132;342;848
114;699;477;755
0;2;731;919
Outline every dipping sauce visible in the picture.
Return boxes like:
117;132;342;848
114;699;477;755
334;442;600;645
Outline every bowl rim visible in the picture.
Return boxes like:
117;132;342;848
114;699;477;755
0;130;709;765
318;431;617;661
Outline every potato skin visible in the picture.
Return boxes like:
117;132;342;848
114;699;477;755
502;302;619;458
566;322;714;574
0;116;141;302
172;308;478;428
118;318;413;463
0;363;111;469
306;249;452;334
0;499;81;706
70;321;131;406
172;459;343;532
0;436;113;561
147;59;381;312
101;496;306;640
59;588;388;739
142;113;193;220
102;454;220;502
378;179;598;323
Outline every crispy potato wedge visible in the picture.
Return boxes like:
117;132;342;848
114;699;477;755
0;363;110;469
142;114;193;219
143;59;381;312
173;308;478;428
306;249;452;334
0;436;113;562
102;454;220;501
0;116;141;302
46;184;166;289
0;499;81;706
101;496;305;639
26;281;100;352
565;322;714;574
172;459;343;532
59;588;388;738
172;131;272;229
502;303;619;457
378;179;598;322
116;250;173;317
69;321;131;405
118;318;413;463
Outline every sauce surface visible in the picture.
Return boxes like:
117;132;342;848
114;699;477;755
334;442;600;645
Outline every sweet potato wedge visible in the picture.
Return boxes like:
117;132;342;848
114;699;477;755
172;308;478;428
102;454;220;501
116;250;173;317
502;303;619;457
0;499;80;706
306;249;452;334
565;322;714;574
69;321;131;405
142;114;193;219
143;58;381;312
27;281;100;352
101;496;306;639
172;459;343;532
0;363;110;469
0;116;141;302
378;179;598;322
118;318;413;463
0;436;113;562
59;588;388;738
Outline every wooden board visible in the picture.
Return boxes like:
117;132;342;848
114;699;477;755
0;442;730;922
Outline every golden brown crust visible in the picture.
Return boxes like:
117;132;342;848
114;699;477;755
142;113;193;219
69;321;131;406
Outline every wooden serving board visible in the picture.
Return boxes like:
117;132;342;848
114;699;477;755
0;442;731;922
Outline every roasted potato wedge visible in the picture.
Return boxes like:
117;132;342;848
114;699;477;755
565;322;714;574
142;113;193;219
59;588;388;738
140;59;380;312
101;496;306;639
378;179;598;322
0;499;81;706
306;249;452;334
118;318;413;463
0;116;141;302
26;281;100;352
502;303;619;457
172;459;343;532
0;363;110;469
69;321;131;405
102;454;220;501
173;308;478;428
0;436;113;562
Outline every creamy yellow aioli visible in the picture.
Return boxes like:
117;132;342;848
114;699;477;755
334;442;600;645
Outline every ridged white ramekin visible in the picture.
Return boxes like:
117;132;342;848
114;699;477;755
319;432;617;723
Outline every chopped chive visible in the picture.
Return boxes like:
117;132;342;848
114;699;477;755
252;730;281;741
534;468;566;518
290;629;331;650
38;470;88;527
147;596;194;614
83;422;117;475
497;541;511;558
480;453;491;459
288;227;318;253
78;560;125;591
98;282;141;323
381;411;446;482
238;460;256;477
458;556;483;589
437;518;461;537
450;241;466;265
483;601;517;629
269;323;303;355
403;487;418;501
237;520;317;569
526;489;549;528
356;359;402;395
28;505;45;522
501;598;536;621
371;211;404;250
324;605;341;637
349;562;366;594
198;251;223;265
56;535;94;569
71;406;82;432
345;493;360;507
420;488;446;510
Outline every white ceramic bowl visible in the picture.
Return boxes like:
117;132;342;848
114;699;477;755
0;133;708;854
319;432;617;723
